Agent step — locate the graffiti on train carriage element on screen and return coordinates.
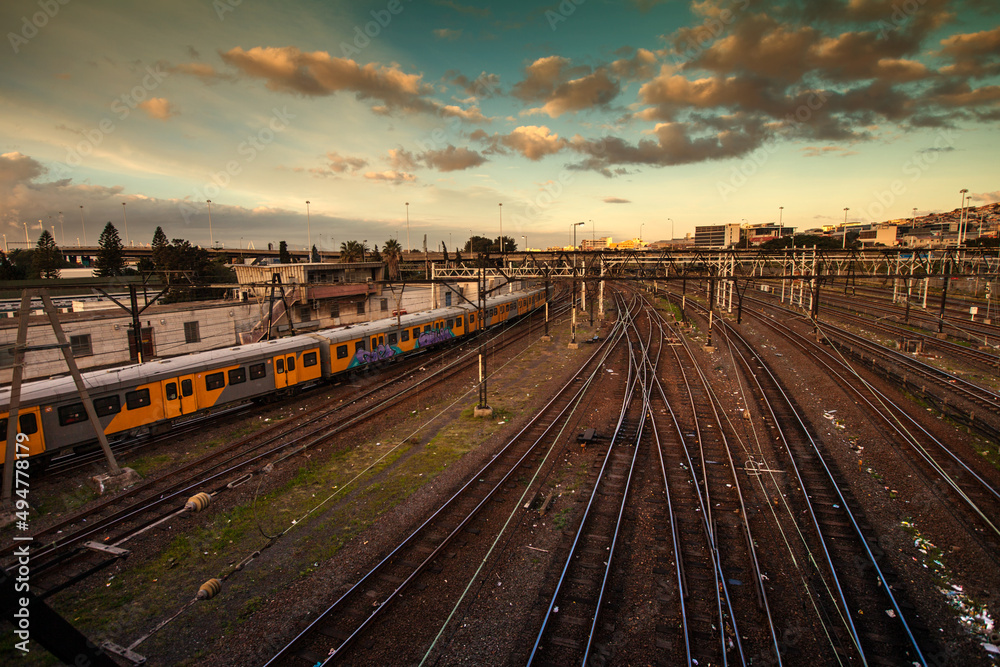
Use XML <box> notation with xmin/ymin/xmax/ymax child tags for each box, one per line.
<box><xmin>349</xmin><ymin>343</ymin><xmax>403</xmax><ymax>368</ymax></box>
<box><xmin>416</xmin><ymin>328</ymin><xmax>454</xmax><ymax>348</ymax></box>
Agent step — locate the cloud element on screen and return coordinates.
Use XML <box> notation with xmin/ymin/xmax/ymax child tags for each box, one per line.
<box><xmin>567</xmin><ymin>115</ymin><xmax>771</xmax><ymax>176</ymax></box>
<box><xmin>447</xmin><ymin>70</ymin><xmax>501</xmax><ymax>98</ymax></box>
<box><xmin>434</xmin><ymin>28</ymin><xmax>462</xmax><ymax>40</ymax></box>
<box><xmin>138</xmin><ymin>98</ymin><xmax>178</xmax><ymax>120</ymax></box>
<box><xmin>419</xmin><ymin>145</ymin><xmax>487</xmax><ymax>172</ymax></box>
<box><xmin>170</xmin><ymin>62</ymin><xmax>230</xmax><ymax>82</ymax></box>
<box><xmin>364</xmin><ymin>170</ymin><xmax>417</xmax><ymax>183</ymax></box>
<box><xmin>479</xmin><ymin>125</ymin><xmax>568</xmax><ymax>160</ymax></box>
<box><xmin>220</xmin><ymin>46</ymin><xmax>437</xmax><ymax>113</ymax></box>
<box><xmin>800</xmin><ymin>146</ymin><xmax>859</xmax><ymax>158</ymax></box>
<box><xmin>325</xmin><ymin>151</ymin><xmax>368</xmax><ymax>173</ymax></box>
<box><xmin>440</xmin><ymin>104</ymin><xmax>490</xmax><ymax>122</ymax></box>
<box><xmin>972</xmin><ymin>190</ymin><xmax>1000</xmax><ymax>204</ymax></box>
<box><xmin>512</xmin><ymin>56</ymin><xmax>620</xmax><ymax>117</ymax></box>
<box><xmin>609</xmin><ymin>48</ymin><xmax>658</xmax><ymax>81</ymax></box>
<box><xmin>388</xmin><ymin>148</ymin><xmax>418</xmax><ymax>171</ymax></box>
<box><xmin>0</xmin><ymin>152</ymin><xmax>45</xmax><ymax>186</ymax></box>
<box><xmin>603</xmin><ymin>197</ymin><xmax>631</xmax><ymax>203</ymax></box>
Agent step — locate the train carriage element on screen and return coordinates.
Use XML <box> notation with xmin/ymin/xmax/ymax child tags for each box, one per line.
<box><xmin>0</xmin><ymin>286</ymin><xmax>547</xmax><ymax>465</ymax></box>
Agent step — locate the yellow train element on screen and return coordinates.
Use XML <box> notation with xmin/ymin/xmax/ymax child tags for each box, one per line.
<box><xmin>1</xmin><ymin>287</ymin><xmax>547</xmax><ymax>467</ymax></box>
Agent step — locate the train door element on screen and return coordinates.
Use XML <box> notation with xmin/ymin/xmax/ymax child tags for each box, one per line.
<box><xmin>0</xmin><ymin>408</ymin><xmax>45</xmax><ymax>464</ymax></box>
<box><xmin>161</xmin><ymin>379</ymin><xmax>182</xmax><ymax>420</ymax></box>
<box><xmin>279</xmin><ymin>354</ymin><xmax>298</xmax><ymax>387</ymax></box>
<box><xmin>178</xmin><ymin>375</ymin><xmax>197</xmax><ymax>414</ymax></box>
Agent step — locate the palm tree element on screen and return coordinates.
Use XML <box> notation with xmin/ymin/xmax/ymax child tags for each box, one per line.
<box><xmin>340</xmin><ymin>240</ymin><xmax>364</xmax><ymax>263</ymax></box>
<box><xmin>382</xmin><ymin>238</ymin><xmax>402</xmax><ymax>279</ymax></box>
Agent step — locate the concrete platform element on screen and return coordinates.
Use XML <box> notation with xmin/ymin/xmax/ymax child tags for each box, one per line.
<box><xmin>473</xmin><ymin>406</ymin><xmax>494</xmax><ymax>418</ymax></box>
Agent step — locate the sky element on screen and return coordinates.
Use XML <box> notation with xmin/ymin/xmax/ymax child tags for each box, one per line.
<box><xmin>1</xmin><ymin>0</ymin><xmax>998</xmax><ymax>253</ymax></box>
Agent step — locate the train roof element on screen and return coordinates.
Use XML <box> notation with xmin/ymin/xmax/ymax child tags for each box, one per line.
<box><xmin>0</xmin><ymin>335</ymin><xmax>314</xmax><ymax>408</ymax></box>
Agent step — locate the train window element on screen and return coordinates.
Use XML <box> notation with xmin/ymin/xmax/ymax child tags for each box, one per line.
<box><xmin>447</xmin><ymin>319</ymin><xmax>454</xmax><ymax>329</ymax></box>
<box><xmin>412</xmin><ymin>328</ymin><xmax>420</xmax><ymax>339</ymax></box>
<box><xmin>303</xmin><ymin>351</ymin><xmax>318</xmax><ymax>367</ymax></box>
<box><xmin>371</xmin><ymin>337</ymin><xmax>378</xmax><ymax>349</ymax></box>
<box><xmin>181</xmin><ymin>379</ymin><xmax>194</xmax><ymax>396</ymax></box>
<box><xmin>206</xmin><ymin>372</ymin><xmax>225</xmax><ymax>390</ymax></box>
<box><xmin>388</xmin><ymin>332</ymin><xmax>397</xmax><ymax>345</ymax></box>
<box><xmin>94</xmin><ymin>395</ymin><xmax>121</xmax><ymax>416</ymax></box>
<box><xmin>456</xmin><ymin>316</ymin><xmax>463</xmax><ymax>327</ymax></box>
<box><xmin>356</xmin><ymin>340</ymin><xmax>366</xmax><ymax>353</ymax></box>
<box><xmin>286</xmin><ymin>357</ymin><xmax>296</xmax><ymax>371</ymax></box>
<box><xmin>276</xmin><ymin>358</ymin><xmax>285</xmax><ymax>374</ymax></box>
<box><xmin>125</xmin><ymin>389</ymin><xmax>151</xmax><ymax>410</ymax></box>
<box><xmin>401</xmin><ymin>330</ymin><xmax>409</xmax><ymax>342</ymax></box>
<box><xmin>423</xmin><ymin>324</ymin><xmax>431</xmax><ymax>333</ymax></box>
<box><xmin>336</xmin><ymin>345</ymin><xmax>348</xmax><ymax>359</ymax></box>
<box><xmin>19</xmin><ymin>413</ymin><xmax>37</xmax><ymax>435</ymax></box>
<box><xmin>165</xmin><ymin>382</ymin><xmax>178</xmax><ymax>400</ymax></box>
<box><xmin>249</xmin><ymin>363</ymin><xmax>266</xmax><ymax>380</ymax></box>
<box><xmin>58</xmin><ymin>403</ymin><xmax>88</xmax><ymax>426</ymax></box>
<box><xmin>228</xmin><ymin>368</ymin><xmax>246</xmax><ymax>385</ymax></box>
<box><xmin>0</xmin><ymin>419</ymin><xmax>5</xmax><ymax>439</ymax></box>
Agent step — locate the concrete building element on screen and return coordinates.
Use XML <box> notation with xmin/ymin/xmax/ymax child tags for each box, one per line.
<box><xmin>581</xmin><ymin>237</ymin><xmax>612</xmax><ymax>251</ymax></box>
<box><xmin>857</xmin><ymin>225</ymin><xmax>899</xmax><ymax>247</ymax></box>
<box><xmin>694</xmin><ymin>224</ymin><xmax>741</xmax><ymax>248</ymax></box>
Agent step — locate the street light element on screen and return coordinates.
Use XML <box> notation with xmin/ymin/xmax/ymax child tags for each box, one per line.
<box><xmin>24</xmin><ymin>222</ymin><xmax>29</xmax><ymax>246</ymax></box>
<box><xmin>58</xmin><ymin>211</ymin><xmax>64</xmax><ymax>246</ymax></box>
<box><xmin>498</xmin><ymin>203</ymin><xmax>503</xmax><ymax>253</ymax></box>
<box><xmin>207</xmin><ymin>200</ymin><xmax>214</xmax><ymax>248</ymax></box>
<box><xmin>405</xmin><ymin>202</ymin><xmax>410</xmax><ymax>253</ymax></box>
<box><xmin>668</xmin><ymin>217</ymin><xmax>674</xmax><ymax>243</ymax></box>
<box><xmin>639</xmin><ymin>222</ymin><xmax>644</xmax><ymax>246</ymax></box>
<box><xmin>121</xmin><ymin>202</ymin><xmax>130</xmax><ymax>247</ymax></box>
<box><xmin>80</xmin><ymin>205</ymin><xmax>87</xmax><ymax>246</ymax></box>
<box><xmin>742</xmin><ymin>218</ymin><xmax>749</xmax><ymax>249</ymax></box>
<box><xmin>842</xmin><ymin>207</ymin><xmax>850</xmax><ymax>249</ymax></box>
<box><xmin>305</xmin><ymin>200</ymin><xmax>312</xmax><ymax>255</ymax></box>
<box><xmin>362</xmin><ymin>239</ymin><xmax>367</xmax><ymax>262</ymax></box>
<box><xmin>522</xmin><ymin>234</ymin><xmax>526</xmax><ymax>252</ymax></box>
<box><xmin>912</xmin><ymin>207</ymin><xmax>917</xmax><ymax>225</ymax></box>
<box><xmin>2</xmin><ymin>235</ymin><xmax>6</xmax><ymax>253</ymax></box>
<box><xmin>778</xmin><ymin>206</ymin><xmax>784</xmax><ymax>242</ymax></box>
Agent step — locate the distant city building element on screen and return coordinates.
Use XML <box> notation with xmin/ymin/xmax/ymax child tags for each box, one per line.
<box><xmin>695</xmin><ymin>224</ymin><xmax>741</xmax><ymax>248</ymax></box>
<box><xmin>742</xmin><ymin>223</ymin><xmax>795</xmax><ymax>246</ymax></box>
<box><xmin>581</xmin><ymin>237</ymin><xmax>612</xmax><ymax>251</ymax></box>
<box><xmin>857</xmin><ymin>225</ymin><xmax>899</xmax><ymax>247</ymax></box>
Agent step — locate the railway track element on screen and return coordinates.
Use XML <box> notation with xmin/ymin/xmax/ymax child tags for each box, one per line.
<box><xmin>659</xmin><ymin>285</ymin><xmax>933</xmax><ymax>663</ymax></box>
<box><xmin>2</xmin><ymin>305</ymin><xmax>567</xmax><ymax>596</ymax></box>
<box><xmin>264</xmin><ymin>304</ymin><xmax>628</xmax><ymax>666</ymax></box>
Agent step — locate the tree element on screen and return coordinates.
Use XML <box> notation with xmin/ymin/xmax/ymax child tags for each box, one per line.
<box><xmin>382</xmin><ymin>238</ymin><xmax>402</xmax><ymax>279</ymax></box>
<box><xmin>494</xmin><ymin>235</ymin><xmax>517</xmax><ymax>252</ymax></box>
<box><xmin>30</xmin><ymin>230</ymin><xmax>62</xmax><ymax>279</ymax></box>
<box><xmin>278</xmin><ymin>240</ymin><xmax>291</xmax><ymax>264</ymax></box>
<box><xmin>466</xmin><ymin>235</ymin><xmax>492</xmax><ymax>253</ymax></box>
<box><xmin>0</xmin><ymin>252</ymin><xmax>26</xmax><ymax>280</ymax></box>
<box><xmin>441</xmin><ymin>241</ymin><xmax>450</xmax><ymax>263</ymax></box>
<box><xmin>151</xmin><ymin>226</ymin><xmax>169</xmax><ymax>270</ymax></box>
<box><xmin>311</xmin><ymin>245</ymin><xmax>320</xmax><ymax>262</ymax></box>
<box><xmin>340</xmin><ymin>240</ymin><xmax>364</xmax><ymax>263</ymax></box>
<box><xmin>369</xmin><ymin>243</ymin><xmax>382</xmax><ymax>263</ymax></box>
<box><xmin>94</xmin><ymin>222</ymin><xmax>125</xmax><ymax>277</ymax></box>
<box><xmin>160</xmin><ymin>238</ymin><xmax>235</xmax><ymax>302</ymax></box>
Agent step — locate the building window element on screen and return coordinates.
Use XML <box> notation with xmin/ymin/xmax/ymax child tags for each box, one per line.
<box><xmin>330</xmin><ymin>302</ymin><xmax>340</xmax><ymax>318</ymax></box>
<box><xmin>70</xmin><ymin>334</ymin><xmax>93</xmax><ymax>357</ymax></box>
<box><xmin>381</xmin><ymin>298</ymin><xmax>388</xmax><ymax>312</ymax></box>
<box><xmin>445</xmin><ymin>292</ymin><xmax>452</xmax><ymax>306</ymax></box>
<box><xmin>184</xmin><ymin>322</ymin><xmax>200</xmax><ymax>344</ymax></box>
<box><xmin>356</xmin><ymin>301</ymin><xmax>365</xmax><ymax>315</ymax></box>
<box><xmin>299</xmin><ymin>306</ymin><xmax>311</xmax><ymax>322</ymax></box>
